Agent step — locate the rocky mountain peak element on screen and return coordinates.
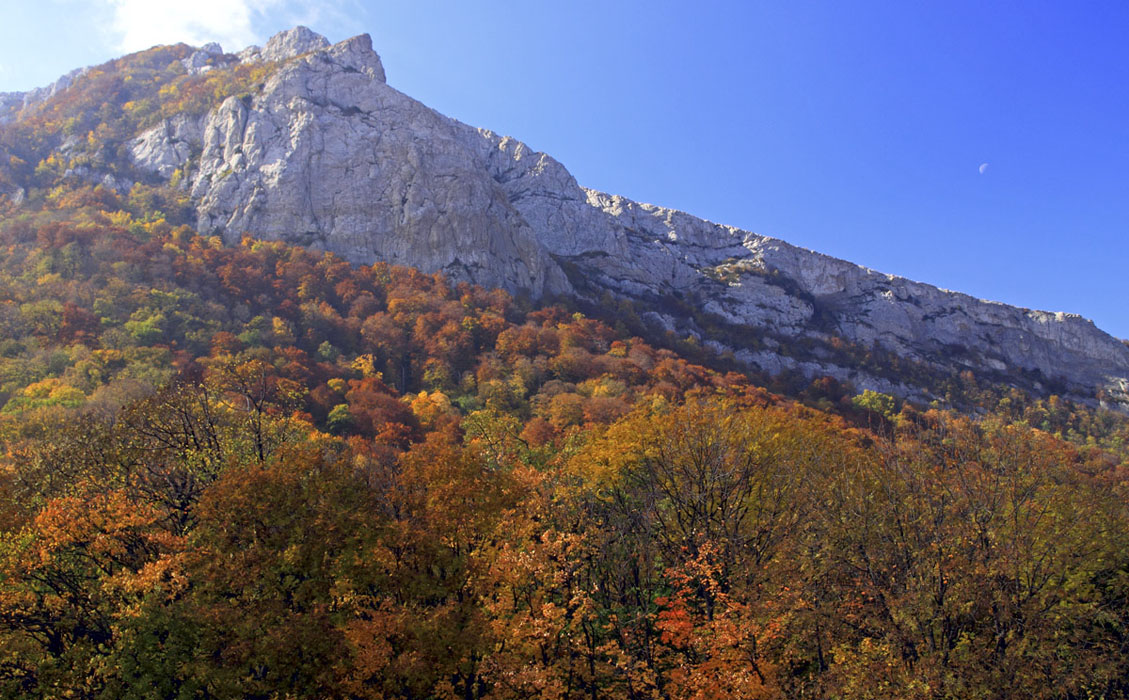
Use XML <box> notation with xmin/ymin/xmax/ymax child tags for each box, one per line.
<box><xmin>262</xmin><ymin>26</ymin><xmax>330</xmax><ymax>61</ymax></box>
<box><xmin>236</xmin><ymin>28</ymin><xmax>386</xmax><ymax>83</ymax></box>
<box><xmin>237</xmin><ymin>26</ymin><xmax>330</xmax><ymax>63</ymax></box>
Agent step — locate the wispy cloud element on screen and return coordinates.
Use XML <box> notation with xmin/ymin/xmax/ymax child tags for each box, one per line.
<box><xmin>107</xmin><ymin>0</ymin><xmax>329</xmax><ymax>54</ymax></box>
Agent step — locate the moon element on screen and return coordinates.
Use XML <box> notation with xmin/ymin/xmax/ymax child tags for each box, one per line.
<box><xmin>978</xmin><ymin>162</ymin><xmax>989</xmax><ymax>175</ymax></box>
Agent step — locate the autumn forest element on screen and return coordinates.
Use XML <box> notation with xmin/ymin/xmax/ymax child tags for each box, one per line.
<box><xmin>1</xmin><ymin>43</ymin><xmax>1129</xmax><ymax>699</ymax></box>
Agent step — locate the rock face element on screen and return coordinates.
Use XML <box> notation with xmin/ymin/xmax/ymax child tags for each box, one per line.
<box><xmin>130</xmin><ymin>30</ymin><xmax>564</xmax><ymax>296</ymax></box>
<box><xmin>0</xmin><ymin>93</ymin><xmax>22</xmax><ymax>123</ymax></box>
<box><xmin>130</xmin><ymin>114</ymin><xmax>204</xmax><ymax>178</ymax></box>
<box><xmin>239</xmin><ymin>26</ymin><xmax>333</xmax><ymax>66</ymax></box>
<box><xmin>1</xmin><ymin>67</ymin><xmax>92</xmax><ymax>124</ymax></box>
<box><xmin>181</xmin><ymin>42</ymin><xmax>224</xmax><ymax>75</ymax></box>
<box><xmin>119</xmin><ymin>28</ymin><xmax>1129</xmax><ymax>406</ymax></box>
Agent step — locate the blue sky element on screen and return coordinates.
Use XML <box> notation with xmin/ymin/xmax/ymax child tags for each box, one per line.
<box><xmin>2</xmin><ymin>1</ymin><xmax>1127</xmax><ymax>339</ymax></box>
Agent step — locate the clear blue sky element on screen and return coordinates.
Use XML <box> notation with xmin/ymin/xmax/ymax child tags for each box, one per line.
<box><xmin>2</xmin><ymin>1</ymin><xmax>1127</xmax><ymax>339</ymax></box>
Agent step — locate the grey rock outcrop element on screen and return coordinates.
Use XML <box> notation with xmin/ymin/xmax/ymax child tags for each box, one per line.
<box><xmin>181</xmin><ymin>42</ymin><xmax>224</xmax><ymax>75</ymax></box>
<box><xmin>1</xmin><ymin>66</ymin><xmax>91</xmax><ymax>124</ymax></box>
<box><xmin>122</xmin><ymin>28</ymin><xmax>1129</xmax><ymax>406</ymax></box>
<box><xmin>0</xmin><ymin>93</ymin><xmax>22</xmax><ymax>123</ymax></box>
<box><xmin>21</xmin><ymin>67</ymin><xmax>88</xmax><ymax>112</ymax></box>
<box><xmin>180</xmin><ymin>31</ymin><xmax>559</xmax><ymax>295</ymax></box>
<box><xmin>237</xmin><ymin>26</ymin><xmax>333</xmax><ymax>66</ymax></box>
<box><xmin>130</xmin><ymin>114</ymin><xmax>205</xmax><ymax>178</ymax></box>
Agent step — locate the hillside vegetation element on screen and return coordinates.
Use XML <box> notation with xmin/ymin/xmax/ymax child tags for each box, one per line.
<box><xmin>0</xmin><ymin>45</ymin><xmax>1128</xmax><ymax>700</ymax></box>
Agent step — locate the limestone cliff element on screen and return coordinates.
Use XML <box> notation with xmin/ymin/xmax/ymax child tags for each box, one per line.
<box><xmin>17</xmin><ymin>28</ymin><xmax>1129</xmax><ymax>406</ymax></box>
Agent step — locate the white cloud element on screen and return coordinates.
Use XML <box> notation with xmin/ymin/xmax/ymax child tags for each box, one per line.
<box><xmin>107</xmin><ymin>0</ymin><xmax>323</xmax><ymax>54</ymax></box>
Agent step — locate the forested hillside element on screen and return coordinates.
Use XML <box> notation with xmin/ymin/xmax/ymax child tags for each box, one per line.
<box><xmin>1</xmin><ymin>39</ymin><xmax>1129</xmax><ymax>700</ymax></box>
<box><xmin>7</xmin><ymin>32</ymin><xmax>1128</xmax><ymax>412</ymax></box>
<box><xmin>0</xmin><ymin>173</ymin><xmax>1124</xmax><ymax>698</ymax></box>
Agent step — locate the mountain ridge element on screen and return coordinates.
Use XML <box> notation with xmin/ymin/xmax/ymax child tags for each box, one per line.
<box><xmin>3</xmin><ymin>27</ymin><xmax>1127</xmax><ymax>408</ymax></box>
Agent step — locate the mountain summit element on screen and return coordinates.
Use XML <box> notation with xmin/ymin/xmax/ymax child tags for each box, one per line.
<box><xmin>4</xmin><ymin>28</ymin><xmax>1128</xmax><ymax>407</ymax></box>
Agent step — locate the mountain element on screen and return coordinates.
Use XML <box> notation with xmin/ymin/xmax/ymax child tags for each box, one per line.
<box><xmin>4</xmin><ymin>27</ymin><xmax>1128</xmax><ymax>408</ymax></box>
<box><xmin>4</xmin><ymin>27</ymin><xmax>1129</xmax><ymax>699</ymax></box>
